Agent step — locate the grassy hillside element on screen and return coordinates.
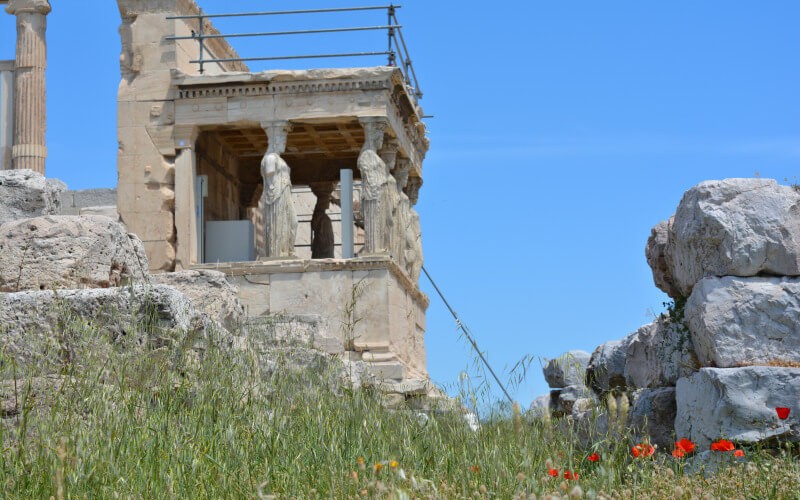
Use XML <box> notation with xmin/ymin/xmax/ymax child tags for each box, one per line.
<box><xmin>1</xmin><ymin>317</ymin><xmax>799</xmax><ymax>499</ymax></box>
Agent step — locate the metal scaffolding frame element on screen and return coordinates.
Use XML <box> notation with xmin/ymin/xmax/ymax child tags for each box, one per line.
<box><xmin>166</xmin><ymin>4</ymin><xmax>422</xmax><ymax>100</ymax></box>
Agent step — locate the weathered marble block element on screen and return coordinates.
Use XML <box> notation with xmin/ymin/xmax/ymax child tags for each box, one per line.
<box><xmin>686</xmin><ymin>276</ymin><xmax>800</xmax><ymax>368</ymax></box>
<box><xmin>0</xmin><ymin>169</ymin><xmax>65</xmax><ymax>226</ymax></box>
<box><xmin>676</xmin><ymin>367</ymin><xmax>800</xmax><ymax>448</ymax></box>
<box><xmin>0</xmin><ymin>215</ymin><xmax>149</xmax><ymax>292</ymax></box>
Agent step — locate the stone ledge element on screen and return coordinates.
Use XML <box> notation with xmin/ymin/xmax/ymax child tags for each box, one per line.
<box><xmin>193</xmin><ymin>255</ymin><xmax>429</xmax><ymax>308</ymax></box>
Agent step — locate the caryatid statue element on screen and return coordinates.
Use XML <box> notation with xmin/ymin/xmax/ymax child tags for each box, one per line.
<box><xmin>357</xmin><ymin>117</ymin><xmax>393</xmax><ymax>255</ymax></box>
<box><xmin>260</xmin><ymin>121</ymin><xmax>297</xmax><ymax>258</ymax></box>
<box><xmin>404</xmin><ymin>174</ymin><xmax>423</xmax><ymax>283</ymax></box>
<box><xmin>6</xmin><ymin>0</ymin><xmax>52</xmax><ymax>174</ymax></box>
<box><xmin>390</xmin><ymin>157</ymin><xmax>412</xmax><ymax>272</ymax></box>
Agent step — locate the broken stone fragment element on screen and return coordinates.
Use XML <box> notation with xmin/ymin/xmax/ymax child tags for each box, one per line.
<box><xmin>543</xmin><ymin>350</ymin><xmax>591</xmax><ymax>388</ymax></box>
<box><xmin>0</xmin><ymin>169</ymin><xmax>66</xmax><ymax>226</ymax></box>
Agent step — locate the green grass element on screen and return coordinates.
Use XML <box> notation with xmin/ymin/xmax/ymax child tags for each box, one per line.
<box><xmin>1</xmin><ymin>315</ymin><xmax>799</xmax><ymax>499</ymax></box>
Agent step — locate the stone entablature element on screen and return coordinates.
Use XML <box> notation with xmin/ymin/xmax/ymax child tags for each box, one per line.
<box><xmin>172</xmin><ymin>68</ymin><xmax>428</xmax><ymax>175</ymax></box>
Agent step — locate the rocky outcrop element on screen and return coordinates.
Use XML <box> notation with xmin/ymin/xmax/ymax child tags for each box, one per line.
<box><xmin>666</xmin><ymin>178</ymin><xmax>800</xmax><ymax>297</ymax></box>
<box><xmin>151</xmin><ymin>270</ymin><xmax>245</xmax><ymax>330</ymax></box>
<box><xmin>0</xmin><ymin>215</ymin><xmax>149</xmax><ymax>292</ymax></box>
<box><xmin>686</xmin><ymin>276</ymin><xmax>800</xmax><ymax>368</ymax></box>
<box><xmin>0</xmin><ymin>169</ymin><xmax>66</xmax><ymax>226</ymax></box>
<box><xmin>675</xmin><ymin>367</ymin><xmax>800</xmax><ymax>448</ymax></box>
<box><xmin>0</xmin><ymin>285</ymin><xmax>229</xmax><ymax>369</ymax></box>
<box><xmin>544</xmin><ymin>350</ymin><xmax>591</xmax><ymax>388</ymax></box>
<box><xmin>624</xmin><ymin>317</ymin><xmax>697</xmax><ymax>388</ymax></box>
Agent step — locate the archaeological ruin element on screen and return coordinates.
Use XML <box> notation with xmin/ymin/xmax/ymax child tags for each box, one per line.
<box><xmin>1</xmin><ymin>0</ymin><xmax>432</xmax><ymax>384</ymax></box>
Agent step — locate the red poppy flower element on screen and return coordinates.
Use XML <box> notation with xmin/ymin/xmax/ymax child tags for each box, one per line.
<box><xmin>776</xmin><ymin>407</ymin><xmax>791</xmax><ymax>420</ymax></box>
<box><xmin>675</xmin><ymin>438</ymin><xmax>695</xmax><ymax>454</ymax></box>
<box><xmin>547</xmin><ymin>468</ymin><xmax>559</xmax><ymax>477</ymax></box>
<box><xmin>587</xmin><ymin>452</ymin><xmax>600</xmax><ymax>462</ymax></box>
<box><xmin>563</xmin><ymin>470</ymin><xmax>579</xmax><ymax>480</ymax></box>
<box><xmin>631</xmin><ymin>443</ymin><xmax>655</xmax><ymax>458</ymax></box>
<box><xmin>672</xmin><ymin>449</ymin><xmax>685</xmax><ymax>458</ymax></box>
<box><xmin>470</xmin><ymin>465</ymin><xmax>479</xmax><ymax>474</ymax></box>
<box><xmin>734</xmin><ymin>449</ymin><xmax>745</xmax><ymax>458</ymax></box>
<box><xmin>710</xmin><ymin>439</ymin><xmax>735</xmax><ymax>452</ymax></box>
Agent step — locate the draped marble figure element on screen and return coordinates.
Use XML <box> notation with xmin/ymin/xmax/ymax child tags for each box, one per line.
<box><xmin>358</xmin><ymin>120</ymin><xmax>393</xmax><ymax>254</ymax></box>
<box><xmin>261</xmin><ymin>150</ymin><xmax>297</xmax><ymax>257</ymax></box>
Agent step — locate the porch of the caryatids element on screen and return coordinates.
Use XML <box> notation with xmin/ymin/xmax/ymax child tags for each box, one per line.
<box><xmin>6</xmin><ymin>0</ymin><xmax>51</xmax><ymax>174</ymax></box>
<box><xmin>357</xmin><ymin>117</ymin><xmax>393</xmax><ymax>255</ymax></box>
<box><xmin>260</xmin><ymin>120</ymin><xmax>297</xmax><ymax>258</ymax></box>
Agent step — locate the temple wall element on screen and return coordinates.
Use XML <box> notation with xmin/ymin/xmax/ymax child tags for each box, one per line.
<box><xmin>0</xmin><ymin>60</ymin><xmax>13</xmax><ymax>171</ymax></box>
<box><xmin>196</xmin><ymin>133</ymin><xmax>241</xmax><ymax>221</ymax></box>
<box><xmin>211</xmin><ymin>258</ymin><xmax>429</xmax><ymax>378</ymax></box>
<box><xmin>116</xmin><ymin>0</ymin><xmax>247</xmax><ymax>271</ymax></box>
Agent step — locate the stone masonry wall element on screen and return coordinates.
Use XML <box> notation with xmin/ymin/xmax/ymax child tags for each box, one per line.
<box><xmin>116</xmin><ymin>0</ymin><xmax>247</xmax><ymax>271</ymax></box>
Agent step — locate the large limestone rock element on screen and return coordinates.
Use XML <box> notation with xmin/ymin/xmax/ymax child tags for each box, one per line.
<box><xmin>0</xmin><ymin>285</ymin><xmax>228</xmax><ymax>369</ymax></box>
<box><xmin>645</xmin><ymin>218</ymin><xmax>681</xmax><ymax>298</ymax></box>
<box><xmin>625</xmin><ymin>316</ymin><xmax>698</xmax><ymax>388</ymax></box>
<box><xmin>676</xmin><ymin>367</ymin><xmax>800</xmax><ymax>448</ymax></box>
<box><xmin>0</xmin><ymin>169</ymin><xmax>66</xmax><ymax>226</ymax></box>
<box><xmin>0</xmin><ymin>215</ymin><xmax>149</xmax><ymax>292</ymax></box>
<box><xmin>586</xmin><ymin>338</ymin><xmax>631</xmax><ymax>396</ymax></box>
<box><xmin>668</xmin><ymin>178</ymin><xmax>800</xmax><ymax>297</ymax></box>
<box><xmin>629</xmin><ymin>387</ymin><xmax>677</xmax><ymax>450</ymax></box>
<box><xmin>686</xmin><ymin>276</ymin><xmax>800</xmax><ymax>368</ymax></box>
<box><xmin>150</xmin><ymin>270</ymin><xmax>244</xmax><ymax>330</ymax></box>
<box><xmin>543</xmin><ymin>350</ymin><xmax>591</xmax><ymax>388</ymax></box>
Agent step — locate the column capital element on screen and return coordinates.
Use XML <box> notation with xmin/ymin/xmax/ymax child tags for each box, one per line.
<box><xmin>6</xmin><ymin>0</ymin><xmax>51</xmax><ymax>16</ymax></box>
<box><xmin>359</xmin><ymin>117</ymin><xmax>388</xmax><ymax>152</ymax></box>
<box><xmin>262</xmin><ymin>120</ymin><xmax>292</xmax><ymax>155</ymax></box>
<box><xmin>173</xmin><ymin>126</ymin><xmax>199</xmax><ymax>150</ymax></box>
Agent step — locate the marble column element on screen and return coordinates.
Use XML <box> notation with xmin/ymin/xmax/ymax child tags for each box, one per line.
<box><xmin>260</xmin><ymin>120</ymin><xmax>297</xmax><ymax>258</ymax></box>
<box><xmin>6</xmin><ymin>0</ymin><xmax>51</xmax><ymax>174</ymax></box>
<box><xmin>310</xmin><ymin>182</ymin><xmax>336</xmax><ymax>259</ymax></box>
<box><xmin>173</xmin><ymin>126</ymin><xmax>199</xmax><ymax>270</ymax></box>
<box><xmin>357</xmin><ymin>117</ymin><xmax>391</xmax><ymax>255</ymax></box>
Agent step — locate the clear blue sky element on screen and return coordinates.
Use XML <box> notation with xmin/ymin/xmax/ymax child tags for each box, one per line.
<box><xmin>2</xmin><ymin>1</ymin><xmax>799</xmax><ymax>410</ymax></box>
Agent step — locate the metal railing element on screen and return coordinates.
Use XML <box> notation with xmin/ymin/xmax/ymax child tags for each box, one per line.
<box><xmin>166</xmin><ymin>4</ymin><xmax>422</xmax><ymax>100</ymax></box>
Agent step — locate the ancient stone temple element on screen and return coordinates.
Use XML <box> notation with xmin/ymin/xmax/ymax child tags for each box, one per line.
<box><xmin>116</xmin><ymin>0</ymin><xmax>431</xmax><ymax>379</ymax></box>
<box><xmin>0</xmin><ymin>0</ymin><xmax>51</xmax><ymax>173</ymax></box>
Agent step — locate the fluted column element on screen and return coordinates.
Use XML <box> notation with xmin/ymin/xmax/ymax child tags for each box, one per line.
<box><xmin>6</xmin><ymin>0</ymin><xmax>51</xmax><ymax>174</ymax></box>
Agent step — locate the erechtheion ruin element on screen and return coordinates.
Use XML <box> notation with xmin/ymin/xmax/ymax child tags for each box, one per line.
<box><xmin>2</xmin><ymin>0</ymin><xmax>432</xmax><ymax>381</ymax></box>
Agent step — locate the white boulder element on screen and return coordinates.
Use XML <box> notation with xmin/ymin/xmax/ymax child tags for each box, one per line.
<box><xmin>586</xmin><ymin>339</ymin><xmax>631</xmax><ymax>396</ymax></box>
<box><xmin>676</xmin><ymin>367</ymin><xmax>800</xmax><ymax>448</ymax></box>
<box><xmin>629</xmin><ymin>387</ymin><xmax>677</xmax><ymax>450</ymax></box>
<box><xmin>668</xmin><ymin>178</ymin><xmax>800</xmax><ymax>296</ymax></box>
<box><xmin>686</xmin><ymin>276</ymin><xmax>800</xmax><ymax>367</ymax></box>
<box><xmin>0</xmin><ymin>215</ymin><xmax>148</xmax><ymax>292</ymax></box>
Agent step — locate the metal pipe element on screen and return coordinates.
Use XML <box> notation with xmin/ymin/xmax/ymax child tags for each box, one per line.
<box><xmin>340</xmin><ymin>169</ymin><xmax>354</xmax><ymax>259</ymax></box>
<box><xmin>167</xmin><ymin>5</ymin><xmax>402</xmax><ymax>20</ymax></box>
<box><xmin>191</xmin><ymin>51</ymin><xmax>392</xmax><ymax>64</ymax></box>
<box><xmin>197</xmin><ymin>9</ymin><xmax>205</xmax><ymax>74</ymax></box>
<box><xmin>167</xmin><ymin>25</ymin><xmax>402</xmax><ymax>41</ymax></box>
